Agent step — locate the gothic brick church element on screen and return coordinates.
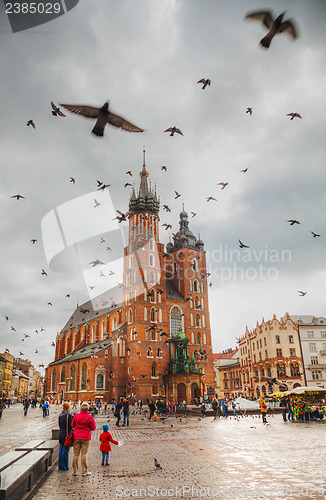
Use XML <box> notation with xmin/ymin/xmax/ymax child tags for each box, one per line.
<box><xmin>44</xmin><ymin>154</ymin><xmax>215</xmax><ymax>403</ymax></box>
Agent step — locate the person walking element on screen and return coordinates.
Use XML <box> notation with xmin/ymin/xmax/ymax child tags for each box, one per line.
<box><xmin>122</xmin><ymin>398</ymin><xmax>129</xmax><ymax>427</ymax></box>
<box><xmin>71</xmin><ymin>402</ymin><xmax>96</xmax><ymax>476</ymax></box>
<box><xmin>0</xmin><ymin>399</ymin><xmax>5</xmax><ymax>419</ymax></box>
<box><xmin>23</xmin><ymin>398</ymin><xmax>30</xmax><ymax>416</ymax></box>
<box><xmin>259</xmin><ymin>396</ymin><xmax>267</xmax><ymax>424</ymax></box>
<box><xmin>114</xmin><ymin>400</ymin><xmax>122</xmax><ymax>427</ymax></box>
<box><xmin>148</xmin><ymin>400</ymin><xmax>156</xmax><ymax>420</ymax></box>
<box><xmin>212</xmin><ymin>399</ymin><xmax>218</xmax><ymax>419</ymax></box>
<box><xmin>99</xmin><ymin>424</ymin><xmax>119</xmax><ymax>466</ymax></box>
<box><xmin>58</xmin><ymin>402</ymin><xmax>73</xmax><ymax>471</ymax></box>
<box><xmin>201</xmin><ymin>403</ymin><xmax>206</xmax><ymax>417</ymax></box>
<box><xmin>287</xmin><ymin>398</ymin><xmax>294</xmax><ymax>421</ymax></box>
<box><xmin>221</xmin><ymin>399</ymin><xmax>227</xmax><ymax>417</ymax></box>
<box><xmin>280</xmin><ymin>395</ymin><xmax>288</xmax><ymax>422</ymax></box>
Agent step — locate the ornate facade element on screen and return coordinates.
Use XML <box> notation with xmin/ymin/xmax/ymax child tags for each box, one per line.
<box><xmin>45</xmin><ymin>154</ymin><xmax>215</xmax><ymax>403</ymax></box>
<box><xmin>238</xmin><ymin>312</ymin><xmax>305</xmax><ymax>397</ymax></box>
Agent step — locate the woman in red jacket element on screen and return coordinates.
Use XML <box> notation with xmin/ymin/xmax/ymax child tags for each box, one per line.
<box><xmin>71</xmin><ymin>402</ymin><xmax>96</xmax><ymax>476</ymax></box>
<box><xmin>99</xmin><ymin>424</ymin><xmax>119</xmax><ymax>465</ymax></box>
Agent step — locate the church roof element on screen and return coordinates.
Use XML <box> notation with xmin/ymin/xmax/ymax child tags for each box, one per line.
<box><xmin>166</xmin><ymin>280</ymin><xmax>185</xmax><ymax>301</ymax></box>
<box><xmin>61</xmin><ymin>285</ymin><xmax>123</xmax><ymax>331</ymax></box>
<box><xmin>49</xmin><ymin>338</ymin><xmax>113</xmax><ymax>366</ymax></box>
<box><xmin>169</xmin><ymin>209</ymin><xmax>204</xmax><ymax>252</ymax></box>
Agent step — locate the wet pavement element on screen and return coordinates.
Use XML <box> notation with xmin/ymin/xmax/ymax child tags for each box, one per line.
<box><xmin>1</xmin><ymin>405</ymin><xmax>326</xmax><ymax>499</ymax></box>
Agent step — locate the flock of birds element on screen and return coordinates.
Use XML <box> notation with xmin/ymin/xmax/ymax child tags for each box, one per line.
<box><xmin>4</xmin><ymin>8</ymin><xmax>319</xmax><ymax>369</ymax></box>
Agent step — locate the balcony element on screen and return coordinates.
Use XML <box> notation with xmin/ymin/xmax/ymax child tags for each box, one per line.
<box><xmin>319</xmin><ymin>350</ymin><xmax>326</xmax><ymax>356</ymax></box>
<box><xmin>308</xmin><ymin>363</ymin><xmax>326</xmax><ymax>369</ymax></box>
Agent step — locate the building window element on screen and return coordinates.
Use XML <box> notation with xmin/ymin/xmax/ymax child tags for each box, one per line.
<box><xmin>203</xmin><ymin>333</ymin><xmax>206</xmax><ymax>344</ymax></box>
<box><xmin>276</xmin><ymin>348</ymin><xmax>282</xmax><ymax>357</ymax></box>
<box><xmin>193</xmin><ymin>280</ymin><xmax>198</xmax><ymax>292</ymax></box>
<box><xmin>253</xmin><ymin>354</ymin><xmax>256</xmax><ymax>363</ymax></box>
<box><xmin>173</xmin><ymin>262</ymin><xmax>177</xmax><ymax>274</ymax></box>
<box><xmin>259</xmin><ymin>352</ymin><xmax>262</xmax><ymax>361</ymax></box>
<box><xmin>149</xmin><ymin>271</ymin><xmax>155</xmax><ymax>285</ymax></box>
<box><xmin>192</xmin><ymin>259</ymin><xmax>198</xmax><ymax>272</ymax></box>
<box><xmin>310</xmin><ymin>356</ymin><xmax>318</xmax><ymax>365</ymax></box>
<box><xmin>195</xmin><ymin>314</ymin><xmax>201</xmax><ymax>328</ymax></box>
<box><xmin>152</xmin><ymin>383</ymin><xmax>158</xmax><ymax>395</ymax></box>
<box><xmin>150</xmin><ymin>290</ymin><xmax>156</xmax><ymax>303</ymax></box>
<box><xmin>150</xmin><ymin>307</ymin><xmax>156</xmax><ymax>323</ymax></box>
<box><xmin>321</xmin><ymin>331</ymin><xmax>326</xmax><ymax>338</ymax></box>
<box><xmin>312</xmin><ymin>370</ymin><xmax>322</xmax><ymax>380</ymax></box>
<box><xmin>307</xmin><ymin>331</ymin><xmax>314</xmax><ymax>338</ymax></box>
<box><xmin>147</xmin><ymin>348</ymin><xmax>153</xmax><ymax>357</ymax></box>
<box><xmin>151</xmin><ymin>363</ymin><xmax>157</xmax><ymax>377</ymax></box>
<box><xmin>264</xmin><ymin>337</ymin><xmax>266</xmax><ymax>346</ymax></box>
<box><xmin>96</xmin><ymin>373</ymin><xmax>104</xmax><ymax>389</ymax></box>
<box><xmin>289</xmin><ymin>335</ymin><xmax>294</xmax><ymax>343</ymax></box>
<box><xmin>276</xmin><ymin>335</ymin><xmax>280</xmax><ymax>344</ymax></box>
<box><xmin>267</xmin><ymin>366</ymin><xmax>272</xmax><ymax>377</ymax></box>
<box><xmin>256</xmin><ymin>341</ymin><xmax>259</xmax><ymax>349</ymax></box>
<box><xmin>170</xmin><ymin>306</ymin><xmax>183</xmax><ymax>336</ymax></box>
<box><xmin>276</xmin><ymin>363</ymin><xmax>286</xmax><ymax>377</ymax></box>
<box><xmin>151</xmin><ymin>329</ymin><xmax>156</xmax><ymax>341</ymax></box>
<box><xmin>51</xmin><ymin>368</ymin><xmax>56</xmax><ymax>392</ymax></box>
<box><xmin>265</xmin><ymin>350</ymin><xmax>268</xmax><ymax>359</ymax></box>
<box><xmin>81</xmin><ymin>362</ymin><xmax>87</xmax><ymax>390</ymax></box>
<box><xmin>149</xmin><ymin>254</ymin><xmax>154</xmax><ymax>267</ymax></box>
<box><xmin>149</xmin><ymin>238</ymin><xmax>154</xmax><ymax>250</ymax></box>
<box><xmin>309</xmin><ymin>343</ymin><xmax>317</xmax><ymax>352</ymax></box>
<box><xmin>197</xmin><ymin>332</ymin><xmax>201</xmax><ymax>344</ymax></box>
<box><xmin>128</xmin><ymin>309</ymin><xmax>133</xmax><ymax>324</ymax></box>
<box><xmin>70</xmin><ymin>365</ymin><xmax>75</xmax><ymax>391</ymax></box>
<box><xmin>195</xmin><ymin>296</ymin><xmax>200</xmax><ymax>309</ymax></box>
<box><xmin>259</xmin><ymin>339</ymin><xmax>262</xmax><ymax>348</ymax></box>
<box><xmin>290</xmin><ymin>348</ymin><xmax>296</xmax><ymax>357</ymax></box>
<box><xmin>290</xmin><ymin>363</ymin><xmax>300</xmax><ymax>376</ymax></box>
<box><xmin>144</xmin><ymin>307</ymin><xmax>147</xmax><ymax>321</ymax></box>
<box><xmin>60</xmin><ymin>365</ymin><xmax>66</xmax><ymax>383</ymax></box>
<box><xmin>191</xmin><ymin>332</ymin><xmax>195</xmax><ymax>343</ymax></box>
<box><xmin>157</xmin><ymin>348</ymin><xmax>162</xmax><ymax>357</ymax></box>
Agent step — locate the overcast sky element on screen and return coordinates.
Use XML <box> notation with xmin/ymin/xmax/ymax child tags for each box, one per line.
<box><xmin>1</xmin><ymin>0</ymin><xmax>326</xmax><ymax>372</ymax></box>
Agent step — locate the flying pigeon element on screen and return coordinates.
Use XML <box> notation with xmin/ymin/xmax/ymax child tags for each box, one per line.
<box><xmin>126</xmin><ymin>171</ymin><xmax>133</xmax><ymax>176</ymax></box>
<box><xmin>240</xmin><ymin>168</ymin><xmax>248</xmax><ymax>173</ymax></box>
<box><xmin>191</xmin><ymin>212</ymin><xmax>196</xmax><ymax>217</ymax></box>
<box><xmin>89</xmin><ymin>259</ymin><xmax>105</xmax><ymax>267</ymax></box>
<box><xmin>70</xmin><ymin>177</ymin><xmax>75</xmax><ymax>184</ymax></box>
<box><xmin>163</xmin><ymin>205</ymin><xmax>171</xmax><ymax>212</ymax></box>
<box><xmin>174</xmin><ymin>191</ymin><xmax>181</xmax><ymax>199</ymax></box>
<box><xmin>60</xmin><ymin>101</ymin><xmax>144</xmax><ymax>137</ymax></box>
<box><xmin>298</xmin><ymin>291</ymin><xmax>307</xmax><ymax>296</ymax></box>
<box><xmin>162</xmin><ymin>223</ymin><xmax>172</xmax><ymax>230</ymax></box>
<box><xmin>31</xmin><ymin>239</ymin><xmax>37</xmax><ymax>244</ymax></box>
<box><xmin>26</xmin><ymin>120</ymin><xmax>35</xmax><ymax>128</ymax></box>
<box><xmin>94</xmin><ymin>198</ymin><xmax>101</xmax><ymax>207</ymax></box>
<box><xmin>51</xmin><ymin>102</ymin><xmax>66</xmax><ymax>117</ymax></box>
<box><xmin>11</xmin><ymin>326</ymin><xmax>16</xmax><ymax>331</ymax></box>
<box><xmin>246</xmin><ymin>107</ymin><xmax>253</xmax><ymax>115</ymax></box>
<box><xmin>245</xmin><ymin>10</ymin><xmax>298</xmax><ymax>49</ymax></box>
<box><xmin>164</xmin><ymin>127</ymin><xmax>183</xmax><ymax>137</ymax></box>
<box><xmin>238</xmin><ymin>239</ymin><xmax>249</xmax><ymax>249</ymax></box>
<box><xmin>311</xmin><ymin>232</ymin><xmax>320</xmax><ymax>238</ymax></box>
<box><xmin>217</xmin><ymin>182</ymin><xmax>229</xmax><ymax>190</ymax></box>
<box><xmin>41</xmin><ymin>269</ymin><xmax>48</xmax><ymax>276</ymax></box>
<box><xmin>97</xmin><ymin>184</ymin><xmax>111</xmax><ymax>191</ymax></box>
<box><xmin>51</xmin><ymin>342</ymin><xmax>55</xmax><ymax>347</ymax></box>
<box><xmin>287</xmin><ymin>113</ymin><xmax>302</xmax><ymax>120</ymax></box>
<box><xmin>161</xmin><ymin>166</ymin><xmax>167</xmax><ymax>172</ymax></box>
<box><xmin>197</xmin><ymin>78</ymin><xmax>211</xmax><ymax>89</ymax></box>
<box><xmin>11</xmin><ymin>194</ymin><xmax>25</xmax><ymax>200</ymax></box>
<box><xmin>207</xmin><ymin>196</ymin><xmax>217</xmax><ymax>202</ymax></box>
<box><xmin>287</xmin><ymin>220</ymin><xmax>300</xmax><ymax>225</ymax></box>
<box><xmin>124</xmin><ymin>183</ymin><xmax>132</xmax><ymax>188</ymax></box>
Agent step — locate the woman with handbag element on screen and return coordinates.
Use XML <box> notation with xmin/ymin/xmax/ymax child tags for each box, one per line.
<box><xmin>58</xmin><ymin>402</ymin><xmax>73</xmax><ymax>471</ymax></box>
<box><xmin>71</xmin><ymin>402</ymin><xmax>96</xmax><ymax>476</ymax></box>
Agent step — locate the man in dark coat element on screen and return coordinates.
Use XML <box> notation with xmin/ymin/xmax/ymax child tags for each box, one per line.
<box><xmin>114</xmin><ymin>401</ymin><xmax>122</xmax><ymax>426</ymax></box>
<box><xmin>122</xmin><ymin>398</ymin><xmax>130</xmax><ymax>426</ymax></box>
<box><xmin>58</xmin><ymin>402</ymin><xmax>73</xmax><ymax>470</ymax></box>
<box><xmin>148</xmin><ymin>400</ymin><xmax>156</xmax><ymax>420</ymax></box>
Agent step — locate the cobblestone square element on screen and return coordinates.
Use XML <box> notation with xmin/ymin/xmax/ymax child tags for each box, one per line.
<box><xmin>1</xmin><ymin>406</ymin><xmax>325</xmax><ymax>499</ymax></box>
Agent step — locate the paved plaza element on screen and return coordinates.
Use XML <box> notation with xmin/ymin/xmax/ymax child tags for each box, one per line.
<box><xmin>1</xmin><ymin>405</ymin><xmax>326</xmax><ymax>499</ymax></box>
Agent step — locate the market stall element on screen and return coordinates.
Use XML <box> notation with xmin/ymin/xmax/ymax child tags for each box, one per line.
<box><xmin>285</xmin><ymin>386</ymin><xmax>326</xmax><ymax>421</ymax></box>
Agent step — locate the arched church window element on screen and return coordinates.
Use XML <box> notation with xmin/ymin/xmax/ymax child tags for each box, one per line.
<box><xmin>128</xmin><ymin>309</ymin><xmax>133</xmax><ymax>324</ymax></box>
<box><xmin>70</xmin><ymin>365</ymin><xmax>75</xmax><ymax>391</ymax></box>
<box><xmin>81</xmin><ymin>362</ymin><xmax>87</xmax><ymax>390</ymax></box>
<box><xmin>149</xmin><ymin>254</ymin><xmax>154</xmax><ymax>267</ymax></box>
<box><xmin>150</xmin><ymin>307</ymin><xmax>156</xmax><ymax>323</ymax></box>
<box><xmin>191</xmin><ymin>332</ymin><xmax>195</xmax><ymax>343</ymax></box>
<box><xmin>60</xmin><ymin>365</ymin><xmax>66</xmax><ymax>383</ymax></box>
<box><xmin>170</xmin><ymin>306</ymin><xmax>183</xmax><ymax>336</ymax></box>
<box><xmin>173</xmin><ymin>262</ymin><xmax>177</xmax><ymax>273</ymax></box>
<box><xmin>51</xmin><ymin>368</ymin><xmax>56</xmax><ymax>392</ymax></box>
<box><xmin>149</xmin><ymin>271</ymin><xmax>155</xmax><ymax>285</ymax></box>
<box><xmin>195</xmin><ymin>315</ymin><xmax>201</xmax><ymax>327</ymax></box>
<box><xmin>151</xmin><ymin>363</ymin><xmax>157</xmax><ymax>377</ymax></box>
<box><xmin>197</xmin><ymin>332</ymin><xmax>201</xmax><ymax>344</ymax></box>
<box><xmin>193</xmin><ymin>280</ymin><xmax>198</xmax><ymax>292</ymax></box>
